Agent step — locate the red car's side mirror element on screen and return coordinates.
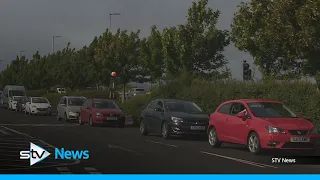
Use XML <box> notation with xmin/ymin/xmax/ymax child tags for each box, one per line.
<box><xmin>298</xmin><ymin>114</ymin><xmax>302</xmax><ymax>118</ymax></box>
<box><xmin>236</xmin><ymin>112</ymin><xmax>247</xmax><ymax>120</ymax></box>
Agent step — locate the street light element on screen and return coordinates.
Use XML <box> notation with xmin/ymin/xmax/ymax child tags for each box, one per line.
<box><xmin>19</xmin><ymin>51</ymin><xmax>25</xmax><ymax>59</ymax></box>
<box><xmin>52</xmin><ymin>36</ymin><xmax>61</xmax><ymax>54</ymax></box>
<box><xmin>109</xmin><ymin>13</ymin><xmax>121</xmax><ymax>30</ymax></box>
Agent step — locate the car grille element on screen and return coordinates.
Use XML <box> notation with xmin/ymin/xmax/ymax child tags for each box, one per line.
<box><xmin>282</xmin><ymin>142</ymin><xmax>314</xmax><ymax>149</ymax></box>
<box><xmin>184</xmin><ymin>120</ymin><xmax>208</xmax><ymax>125</ymax></box>
<box><xmin>288</xmin><ymin>130</ymin><xmax>309</xmax><ymax>136</ymax></box>
<box><xmin>37</xmin><ymin>108</ymin><xmax>47</xmax><ymax>111</ymax></box>
<box><xmin>104</xmin><ymin>114</ymin><xmax>120</xmax><ymax>117</ymax></box>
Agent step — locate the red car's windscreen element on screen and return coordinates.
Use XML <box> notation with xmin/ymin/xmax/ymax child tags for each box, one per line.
<box><xmin>247</xmin><ymin>102</ymin><xmax>297</xmax><ymax>118</ymax></box>
<box><xmin>93</xmin><ymin>101</ymin><xmax>118</xmax><ymax>109</ymax></box>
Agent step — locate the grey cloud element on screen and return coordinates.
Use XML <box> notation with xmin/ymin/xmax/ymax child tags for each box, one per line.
<box><xmin>0</xmin><ymin>0</ymin><xmax>257</xmax><ymax>79</ymax></box>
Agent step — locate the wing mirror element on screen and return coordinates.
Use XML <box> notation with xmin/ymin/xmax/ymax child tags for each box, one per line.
<box><xmin>236</xmin><ymin>112</ymin><xmax>247</xmax><ymax>121</ymax></box>
<box><xmin>298</xmin><ymin>114</ymin><xmax>302</xmax><ymax>118</ymax></box>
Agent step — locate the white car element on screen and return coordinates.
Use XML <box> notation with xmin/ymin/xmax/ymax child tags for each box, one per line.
<box><xmin>8</xmin><ymin>96</ymin><xmax>25</xmax><ymax>111</ymax></box>
<box><xmin>24</xmin><ymin>97</ymin><xmax>52</xmax><ymax>115</ymax></box>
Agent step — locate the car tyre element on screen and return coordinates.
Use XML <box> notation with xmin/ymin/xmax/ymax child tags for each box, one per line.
<box><xmin>140</xmin><ymin>120</ymin><xmax>148</xmax><ymax>136</ymax></box>
<box><xmin>161</xmin><ymin>122</ymin><xmax>170</xmax><ymax>139</ymax></box>
<box><xmin>56</xmin><ymin>114</ymin><xmax>61</xmax><ymax>121</ymax></box>
<box><xmin>78</xmin><ymin>116</ymin><xmax>84</xmax><ymax>125</ymax></box>
<box><xmin>208</xmin><ymin>127</ymin><xmax>222</xmax><ymax>148</ymax></box>
<box><xmin>64</xmin><ymin>113</ymin><xmax>68</xmax><ymax>122</ymax></box>
<box><xmin>247</xmin><ymin>131</ymin><xmax>261</xmax><ymax>155</ymax></box>
<box><xmin>89</xmin><ymin>116</ymin><xmax>94</xmax><ymax>127</ymax></box>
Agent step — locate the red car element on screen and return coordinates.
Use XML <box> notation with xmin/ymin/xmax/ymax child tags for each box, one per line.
<box><xmin>208</xmin><ymin>99</ymin><xmax>319</xmax><ymax>154</ymax></box>
<box><xmin>79</xmin><ymin>98</ymin><xmax>125</xmax><ymax>128</ymax></box>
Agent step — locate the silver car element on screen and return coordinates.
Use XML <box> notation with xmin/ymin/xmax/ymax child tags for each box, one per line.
<box><xmin>57</xmin><ymin>96</ymin><xmax>87</xmax><ymax>121</ymax></box>
<box><xmin>127</xmin><ymin>88</ymin><xmax>146</xmax><ymax>99</ymax></box>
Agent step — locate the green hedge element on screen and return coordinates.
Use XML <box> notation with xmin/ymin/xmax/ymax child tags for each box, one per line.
<box><xmin>121</xmin><ymin>74</ymin><xmax>320</xmax><ymax>130</ymax></box>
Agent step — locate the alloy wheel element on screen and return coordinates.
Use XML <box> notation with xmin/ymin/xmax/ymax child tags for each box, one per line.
<box><xmin>208</xmin><ymin>128</ymin><xmax>217</xmax><ymax>146</ymax></box>
<box><xmin>248</xmin><ymin>134</ymin><xmax>259</xmax><ymax>153</ymax></box>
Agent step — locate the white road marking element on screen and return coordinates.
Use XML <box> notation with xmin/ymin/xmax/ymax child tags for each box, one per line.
<box><xmin>145</xmin><ymin>140</ymin><xmax>178</xmax><ymax>148</ymax></box>
<box><xmin>0</xmin><ymin>126</ymin><xmax>80</xmax><ymax>171</ymax></box>
<box><xmin>201</xmin><ymin>151</ymin><xmax>278</xmax><ymax>168</ymax></box>
<box><xmin>0</xmin><ymin>129</ymin><xmax>11</xmax><ymax>135</ymax></box>
<box><xmin>108</xmin><ymin>144</ymin><xmax>144</xmax><ymax>155</ymax></box>
<box><xmin>84</xmin><ymin>167</ymin><xmax>102</xmax><ymax>174</ymax></box>
<box><xmin>0</xmin><ymin>126</ymin><xmax>33</xmax><ymax>138</ymax></box>
<box><xmin>57</xmin><ymin>167</ymin><xmax>72</xmax><ymax>174</ymax></box>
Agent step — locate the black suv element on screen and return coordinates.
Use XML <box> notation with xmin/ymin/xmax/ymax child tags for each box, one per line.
<box><xmin>140</xmin><ymin>99</ymin><xmax>209</xmax><ymax>139</ymax></box>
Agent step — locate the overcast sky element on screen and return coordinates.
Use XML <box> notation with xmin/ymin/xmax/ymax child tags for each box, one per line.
<box><xmin>0</xmin><ymin>0</ymin><xmax>258</xmax><ymax>80</ymax></box>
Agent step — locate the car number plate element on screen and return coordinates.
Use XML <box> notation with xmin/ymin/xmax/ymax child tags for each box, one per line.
<box><xmin>290</xmin><ymin>137</ymin><xmax>310</xmax><ymax>142</ymax></box>
<box><xmin>191</xmin><ymin>126</ymin><xmax>205</xmax><ymax>130</ymax></box>
<box><xmin>107</xmin><ymin>117</ymin><xmax>117</xmax><ymax>120</ymax></box>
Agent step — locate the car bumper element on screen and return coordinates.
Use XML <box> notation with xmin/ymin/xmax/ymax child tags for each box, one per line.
<box><xmin>11</xmin><ymin>104</ymin><xmax>17</xmax><ymax>110</ymax></box>
<box><xmin>169</xmin><ymin>122</ymin><xmax>208</xmax><ymax>135</ymax></box>
<box><xmin>260</xmin><ymin>133</ymin><xmax>319</xmax><ymax>149</ymax></box>
<box><xmin>67</xmin><ymin>113</ymin><xmax>80</xmax><ymax>120</ymax></box>
<box><xmin>94</xmin><ymin>116</ymin><xmax>125</xmax><ymax>125</ymax></box>
<box><xmin>31</xmin><ymin>108</ymin><xmax>51</xmax><ymax>114</ymax></box>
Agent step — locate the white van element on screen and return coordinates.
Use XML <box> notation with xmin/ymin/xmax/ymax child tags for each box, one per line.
<box><xmin>1</xmin><ymin>85</ymin><xmax>26</xmax><ymax>109</ymax></box>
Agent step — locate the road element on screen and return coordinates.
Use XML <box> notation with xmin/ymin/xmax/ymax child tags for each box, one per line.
<box><xmin>0</xmin><ymin>108</ymin><xmax>319</xmax><ymax>174</ymax></box>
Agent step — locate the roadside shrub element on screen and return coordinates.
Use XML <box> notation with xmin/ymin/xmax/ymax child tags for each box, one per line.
<box><xmin>125</xmin><ymin>74</ymin><xmax>320</xmax><ymax>130</ymax></box>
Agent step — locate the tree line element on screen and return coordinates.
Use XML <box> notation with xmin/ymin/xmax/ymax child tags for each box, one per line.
<box><xmin>1</xmin><ymin>0</ymin><xmax>320</xmax><ymax>92</ymax></box>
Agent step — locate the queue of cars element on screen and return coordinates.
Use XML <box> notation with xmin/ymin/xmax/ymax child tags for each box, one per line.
<box><xmin>139</xmin><ymin>99</ymin><xmax>319</xmax><ymax>154</ymax></box>
<box><xmin>1</xmin><ymin>85</ymin><xmax>319</xmax><ymax>155</ymax></box>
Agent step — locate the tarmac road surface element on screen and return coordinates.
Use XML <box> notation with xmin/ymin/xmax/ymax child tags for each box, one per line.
<box><xmin>0</xmin><ymin>108</ymin><xmax>320</xmax><ymax>174</ymax></box>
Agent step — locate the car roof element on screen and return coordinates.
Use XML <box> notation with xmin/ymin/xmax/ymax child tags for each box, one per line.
<box><xmin>223</xmin><ymin>99</ymin><xmax>282</xmax><ymax>104</ymax></box>
<box><xmin>62</xmin><ymin>96</ymin><xmax>86</xmax><ymax>99</ymax></box>
<box><xmin>91</xmin><ymin>98</ymin><xmax>114</xmax><ymax>101</ymax></box>
<box><xmin>152</xmin><ymin>99</ymin><xmax>193</xmax><ymax>103</ymax></box>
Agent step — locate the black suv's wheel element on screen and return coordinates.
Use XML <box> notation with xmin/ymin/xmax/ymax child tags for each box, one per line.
<box><xmin>161</xmin><ymin>122</ymin><xmax>170</xmax><ymax>139</ymax></box>
<box><xmin>140</xmin><ymin>120</ymin><xmax>148</xmax><ymax>135</ymax></box>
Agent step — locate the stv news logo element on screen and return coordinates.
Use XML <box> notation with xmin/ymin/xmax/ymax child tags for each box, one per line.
<box><xmin>20</xmin><ymin>142</ymin><xmax>51</xmax><ymax>166</ymax></box>
<box><xmin>20</xmin><ymin>142</ymin><xmax>90</xmax><ymax>166</ymax></box>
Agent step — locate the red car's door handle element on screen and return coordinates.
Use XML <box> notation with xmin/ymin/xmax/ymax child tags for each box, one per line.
<box><xmin>225</xmin><ymin>118</ymin><xmax>229</xmax><ymax>121</ymax></box>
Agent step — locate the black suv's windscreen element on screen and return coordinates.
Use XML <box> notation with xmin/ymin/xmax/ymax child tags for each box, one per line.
<box><xmin>247</xmin><ymin>102</ymin><xmax>297</xmax><ymax>118</ymax></box>
<box><xmin>164</xmin><ymin>101</ymin><xmax>203</xmax><ymax>113</ymax></box>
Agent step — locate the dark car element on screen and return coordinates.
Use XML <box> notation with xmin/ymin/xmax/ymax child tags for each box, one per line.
<box><xmin>140</xmin><ymin>99</ymin><xmax>209</xmax><ymax>139</ymax></box>
<box><xmin>16</xmin><ymin>97</ymin><xmax>27</xmax><ymax>112</ymax></box>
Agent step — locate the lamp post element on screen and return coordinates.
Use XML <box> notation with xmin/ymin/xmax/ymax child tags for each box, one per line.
<box><xmin>109</xmin><ymin>72</ymin><xmax>117</xmax><ymax>99</ymax></box>
<box><xmin>52</xmin><ymin>36</ymin><xmax>61</xmax><ymax>54</ymax></box>
<box><xmin>109</xmin><ymin>13</ymin><xmax>121</xmax><ymax>30</ymax></box>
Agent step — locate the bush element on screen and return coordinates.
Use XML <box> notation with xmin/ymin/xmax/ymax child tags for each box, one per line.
<box><xmin>123</xmin><ymin>74</ymin><xmax>320</xmax><ymax>130</ymax></box>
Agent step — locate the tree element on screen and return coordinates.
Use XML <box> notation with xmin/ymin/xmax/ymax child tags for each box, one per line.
<box><xmin>140</xmin><ymin>25</ymin><xmax>164</xmax><ymax>84</ymax></box>
<box><xmin>231</xmin><ymin>0</ymin><xmax>320</xmax><ymax>80</ymax></box>
<box><xmin>95</xmin><ymin>29</ymin><xmax>143</xmax><ymax>102</ymax></box>
<box><xmin>162</xmin><ymin>0</ymin><xmax>230</xmax><ymax>79</ymax></box>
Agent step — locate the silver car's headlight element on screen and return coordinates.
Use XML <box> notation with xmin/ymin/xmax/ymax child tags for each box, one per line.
<box><xmin>68</xmin><ymin>111</ymin><xmax>76</xmax><ymax>115</ymax></box>
<box><xmin>265</xmin><ymin>126</ymin><xmax>286</xmax><ymax>134</ymax></box>
<box><xmin>171</xmin><ymin>117</ymin><xmax>183</xmax><ymax>123</ymax></box>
